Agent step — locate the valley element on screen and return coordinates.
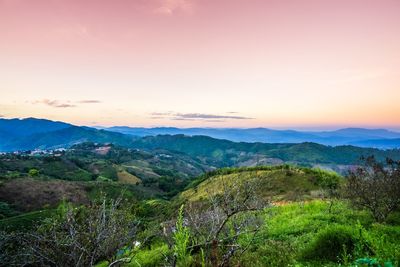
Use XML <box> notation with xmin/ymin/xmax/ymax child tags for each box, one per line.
<box><xmin>0</xmin><ymin>119</ymin><xmax>399</xmax><ymax>266</ymax></box>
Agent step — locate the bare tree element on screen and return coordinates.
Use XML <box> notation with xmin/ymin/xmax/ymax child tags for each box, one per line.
<box><xmin>182</xmin><ymin>175</ymin><xmax>268</xmax><ymax>267</ymax></box>
<box><xmin>1</xmin><ymin>197</ymin><xmax>138</xmax><ymax>267</ymax></box>
<box><xmin>345</xmin><ymin>156</ymin><xmax>400</xmax><ymax>223</ymax></box>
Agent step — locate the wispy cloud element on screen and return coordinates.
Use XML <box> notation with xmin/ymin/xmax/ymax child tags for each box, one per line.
<box><xmin>33</xmin><ymin>99</ymin><xmax>101</xmax><ymax>108</ymax></box>
<box><xmin>151</xmin><ymin>112</ymin><xmax>174</xmax><ymax>116</ymax></box>
<box><xmin>154</xmin><ymin>0</ymin><xmax>194</xmax><ymax>15</ymax></box>
<box><xmin>78</xmin><ymin>100</ymin><xmax>101</xmax><ymax>104</ymax></box>
<box><xmin>33</xmin><ymin>99</ymin><xmax>76</xmax><ymax>108</ymax></box>
<box><xmin>150</xmin><ymin>111</ymin><xmax>253</xmax><ymax>121</ymax></box>
<box><xmin>175</xmin><ymin>113</ymin><xmax>253</xmax><ymax>120</ymax></box>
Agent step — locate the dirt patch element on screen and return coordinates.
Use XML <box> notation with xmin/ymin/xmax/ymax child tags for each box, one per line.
<box><xmin>117</xmin><ymin>171</ymin><xmax>141</xmax><ymax>185</ymax></box>
<box><xmin>94</xmin><ymin>146</ymin><xmax>111</xmax><ymax>155</ymax></box>
<box><xmin>0</xmin><ymin>178</ymin><xmax>89</xmax><ymax>212</ymax></box>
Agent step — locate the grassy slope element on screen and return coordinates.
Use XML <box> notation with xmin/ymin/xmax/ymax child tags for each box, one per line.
<box><xmin>180</xmin><ymin>166</ymin><xmax>342</xmax><ymax>203</ymax></box>
<box><xmin>101</xmin><ymin>167</ymin><xmax>399</xmax><ymax>267</ymax></box>
<box><xmin>96</xmin><ymin>200</ymin><xmax>400</xmax><ymax>267</ymax></box>
<box><xmin>0</xmin><ymin>209</ymin><xmax>57</xmax><ymax>231</ymax></box>
<box><xmin>241</xmin><ymin>200</ymin><xmax>400</xmax><ymax>266</ymax></box>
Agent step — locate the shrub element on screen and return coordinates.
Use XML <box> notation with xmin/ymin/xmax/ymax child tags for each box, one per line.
<box><xmin>0</xmin><ymin>202</ymin><xmax>19</xmax><ymax>219</ymax></box>
<box><xmin>173</xmin><ymin>205</ymin><xmax>192</xmax><ymax>267</ymax></box>
<box><xmin>28</xmin><ymin>168</ymin><xmax>39</xmax><ymax>177</ymax></box>
<box><xmin>302</xmin><ymin>225</ymin><xmax>360</xmax><ymax>263</ymax></box>
<box><xmin>240</xmin><ymin>240</ymin><xmax>295</xmax><ymax>267</ymax></box>
<box><xmin>130</xmin><ymin>243</ymin><xmax>170</xmax><ymax>267</ymax></box>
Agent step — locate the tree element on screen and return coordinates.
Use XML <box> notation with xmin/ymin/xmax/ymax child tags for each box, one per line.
<box><xmin>28</xmin><ymin>168</ymin><xmax>39</xmax><ymax>177</ymax></box>
<box><xmin>180</xmin><ymin>176</ymin><xmax>268</xmax><ymax>267</ymax></box>
<box><xmin>1</xmin><ymin>197</ymin><xmax>138</xmax><ymax>266</ymax></box>
<box><xmin>345</xmin><ymin>156</ymin><xmax>400</xmax><ymax>222</ymax></box>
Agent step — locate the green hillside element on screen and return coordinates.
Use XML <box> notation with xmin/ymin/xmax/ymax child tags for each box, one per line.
<box><xmin>132</xmin><ymin>135</ymin><xmax>400</xmax><ymax>173</ymax></box>
<box><xmin>91</xmin><ymin>166</ymin><xmax>400</xmax><ymax>267</ymax></box>
<box><xmin>180</xmin><ymin>165</ymin><xmax>342</xmax><ymax>203</ymax></box>
<box><xmin>0</xmin><ymin>143</ymin><xmax>212</xmax><ymax>219</ymax></box>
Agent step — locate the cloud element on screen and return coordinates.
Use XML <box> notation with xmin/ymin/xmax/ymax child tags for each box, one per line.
<box><xmin>175</xmin><ymin>113</ymin><xmax>253</xmax><ymax>120</ymax></box>
<box><xmin>150</xmin><ymin>112</ymin><xmax>174</xmax><ymax>116</ymax></box>
<box><xmin>34</xmin><ymin>99</ymin><xmax>76</xmax><ymax>108</ymax></box>
<box><xmin>78</xmin><ymin>100</ymin><xmax>101</xmax><ymax>104</ymax></box>
<box><xmin>33</xmin><ymin>99</ymin><xmax>101</xmax><ymax>108</ymax></box>
<box><xmin>154</xmin><ymin>0</ymin><xmax>194</xmax><ymax>15</ymax></box>
<box><xmin>150</xmin><ymin>111</ymin><xmax>254</xmax><ymax>121</ymax></box>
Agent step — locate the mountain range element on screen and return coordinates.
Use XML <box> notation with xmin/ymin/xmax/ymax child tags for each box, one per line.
<box><xmin>1</xmin><ymin>118</ymin><xmax>400</xmax><ymax>152</ymax></box>
<box><xmin>0</xmin><ymin>118</ymin><xmax>137</xmax><ymax>151</ymax></box>
<box><xmin>105</xmin><ymin>126</ymin><xmax>400</xmax><ymax>148</ymax></box>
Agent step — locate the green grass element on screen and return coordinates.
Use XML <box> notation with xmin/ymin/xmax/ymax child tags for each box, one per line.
<box><xmin>239</xmin><ymin>200</ymin><xmax>400</xmax><ymax>266</ymax></box>
<box><xmin>0</xmin><ymin>209</ymin><xmax>56</xmax><ymax>231</ymax></box>
<box><xmin>180</xmin><ymin>166</ymin><xmax>342</xmax><ymax>202</ymax></box>
<box><xmin>95</xmin><ymin>243</ymin><xmax>169</xmax><ymax>267</ymax></box>
<box><xmin>118</xmin><ymin>200</ymin><xmax>399</xmax><ymax>267</ymax></box>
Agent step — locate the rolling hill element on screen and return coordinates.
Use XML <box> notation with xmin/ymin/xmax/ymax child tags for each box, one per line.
<box><xmin>1</xmin><ymin>118</ymin><xmax>399</xmax><ymax>175</ymax></box>
<box><xmin>0</xmin><ymin>118</ymin><xmax>138</xmax><ymax>152</ymax></box>
<box><xmin>106</xmin><ymin>126</ymin><xmax>400</xmax><ymax>148</ymax></box>
<box><xmin>349</xmin><ymin>138</ymin><xmax>400</xmax><ymax>149</ymax></box>
<box><xmin>131</xmin><ymin>134</ymin><xmax>400</xmax><ymax>173</ymax></box>
<box><xmin>179</xmin><ymin>166</ymin><xmax>342</xmax><ymax>203</ymax></box>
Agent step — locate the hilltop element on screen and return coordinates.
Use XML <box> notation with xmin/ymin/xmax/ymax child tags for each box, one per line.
<box><xmin>178</xmin><ymin>166</ymin><xmax>342</xmax><ymax>203</ymax></box>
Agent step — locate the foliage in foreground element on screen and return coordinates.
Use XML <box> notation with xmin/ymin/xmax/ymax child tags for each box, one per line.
<box><xmin>345</xmin><ymin>156</ymin><xmax>400</xmax><ymax>222</ymax></box>
<box><xmin>1</xmin><ymin>198</ymin><xmax>137</xmax><ymax>266</ymax></box>
<box><xmin>100</xmin><ymin>200</ymin><xmax>400</xmax><ymax>267</ymax></box>
<box><xmin>2</xmin><ymin>164</ymin><xmax>400</xmax><ymax>267</ymax></box>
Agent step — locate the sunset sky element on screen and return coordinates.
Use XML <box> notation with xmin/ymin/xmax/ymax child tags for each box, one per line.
<box><xmin>1</xmin><ymin>0</ymin><xmax>400</xmax><ymax>129</ymax></box>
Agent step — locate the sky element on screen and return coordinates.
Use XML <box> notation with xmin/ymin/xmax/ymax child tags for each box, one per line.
<box><xmin>1</xmin><ymin>0</ymin><xmax>400</xmax><ymax>130</ymax></box>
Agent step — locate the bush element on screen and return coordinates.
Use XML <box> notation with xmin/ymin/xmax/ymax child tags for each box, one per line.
<box><xmin>1</xmin><ymin>198</ymin><xmax>138</xmax><ymax>266</ymax></box>
<box><xmin>129</xmin><ymin>244</ymin><xmax>169</xmax><ymax>267</ymax></box>
<box><xmin>28</xmin><ymin>168</ymin><xmax>39</xmax><ymax>177</ymax></box>
<box><xmin>240</xmin><ymin>240</ymin><xmax>295</xmax><ymax>267</ymax></box>
<box><xmin>0</xmin><ymin>202</ymin><xmax>19</xmax><ymax>219</ymax></box>
<box><xmin>302</xmin><ymin>225</ymin><xmax>360</xmax><ymax>263</ymax></box>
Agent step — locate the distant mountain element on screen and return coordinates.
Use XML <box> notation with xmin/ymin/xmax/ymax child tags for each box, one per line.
<box><xmin>1</xmin><ymin>118</ymin><xmax>400</xmax><ymax>152</ymax></box>
<box><xmin>349</xmin><ymin>138</ymin><xmax>400</xmax><ymax>149</ymax></box>
<box><xmin>106</xmin><ymin>126</ymin><xmax>400</xmax><ymax>148</ymax></box>
<box><xmin>0</xmin><ymin>118</ymin><xmax>71</xmax><ymax>138</ymax></box>
<box><xmin>322</xmin><ymin>128</ymin><xmax>400</xmax><ymax>139</ymax></box>
<box><xmin>131</xmin><ymin>134</ymin><xmax>400</xmax><ymax>172</ymax></box>
<box><xmin>0</xmin><ymin>118</ymin><xmax>137</xmax><ymax>151</ymax></box>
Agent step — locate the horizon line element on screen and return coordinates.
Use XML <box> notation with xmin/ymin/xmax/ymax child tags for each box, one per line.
<box><xmin>2</xmin><ymin>116</ymin><xmax>400</xmax><ymax>133</ymax></box>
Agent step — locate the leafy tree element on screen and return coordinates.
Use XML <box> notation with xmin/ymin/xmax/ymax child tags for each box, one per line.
<box><xmin>28</xmin><ymin>168</ymin><xmax>39</xmax><ymax>177</ymax></box>
<box><xmin>345</xmin><ymin>156</ymin><xmax>400</xmax><ymax>222</ymax></box>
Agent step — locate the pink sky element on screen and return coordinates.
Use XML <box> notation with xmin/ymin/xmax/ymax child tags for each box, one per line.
<box><xmin>1</xmin><ymin>0</ymin><xmax>400</xmax><ymax>129</ymax></box>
